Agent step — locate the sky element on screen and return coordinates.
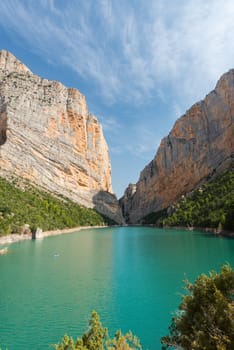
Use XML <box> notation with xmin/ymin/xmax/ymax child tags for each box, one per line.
<box><xmin>1</xmin><ymin>0</ymin><xmax>234</xmax><ymax>198</ymax></box>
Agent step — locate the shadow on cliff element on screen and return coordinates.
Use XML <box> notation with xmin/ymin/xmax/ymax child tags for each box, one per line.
<box><xmin>92</xmin><ymin>191</ymin><xmax>125</xmax><ymax>225</ymax></box>
<box><xmin>0</xmin><ymin>110</ymin><xmax>7</xmax><ymax>146</ymax></box>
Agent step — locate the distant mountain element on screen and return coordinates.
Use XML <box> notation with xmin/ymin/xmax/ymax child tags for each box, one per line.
<box><xmin>121</xmin><ymin>69</ymin><xmax>234</xmax><ymax>224</ymax></box>
<box><xmin>0</xmin><ymin>50</ymin><xmax>123</xmax><ymax>224</ymax></box>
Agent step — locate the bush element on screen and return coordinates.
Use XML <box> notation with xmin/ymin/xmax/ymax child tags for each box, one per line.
<box><xmin>54</xmin><ymin>311</ymin><xmax>142</xmax><ymax>350</ymax></box>
<box><xmin>161</xmin><ymin>264</ymin><xmax>234</xmax><ymax>349</ymax></box>
<box><xmin>0</xmin><ymin>177</ymin><xmax>114</xmax><ymax>235</ymax></box>
<box><xmin>142</xmin><ymin>166</ymin><xmax>234</xmax><ymax>230</ymax></box>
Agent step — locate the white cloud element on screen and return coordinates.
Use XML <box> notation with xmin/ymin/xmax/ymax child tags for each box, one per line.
<box><xmin>99</xmin><ymin>114</ymin><xmax>160</xmax><ymax>159</ymax></box>
<box><xmin>111</xmin><ymin>123</ymin><xmax>161</xmax><ymax>160</ymax></box>
<box><xmin>147</xmin><ymin>0</ymin><xmax>234</xmax><ymax>104</ymax></box>
<box><xmin>1</xmin><ymin>0</ymin><xmax>234</xmax><ymax>107</ymax></box>
<box><xmin>3</xmin><ymin>0</ymin><xmax>234</xmax><ymax>196</ymax></box>
<box><xmin>98</xmin><ymin>115</ymin><xmax>121</xmax><ymax>133</ymax></box>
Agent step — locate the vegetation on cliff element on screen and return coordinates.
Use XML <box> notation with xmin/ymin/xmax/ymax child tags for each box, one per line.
<box><xmin>142</xmin><ymin>166</ymin><xmax>234</xmax><ymax>230</ymax></box>
<box><xmin>161</xmin><ymin>264</ymin><xmax>234</xmax><ymax>349</ymax></box>
<box><xmin>0</xmin><ymin>177</ymin><xmax>114</xmax><ymax>236</ymax></box>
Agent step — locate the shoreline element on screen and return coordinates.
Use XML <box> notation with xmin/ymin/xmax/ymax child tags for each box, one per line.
<box><xmin>42</xmin><ymin>225</ymin><xmax>107</xmax><ymax>238</ymax></box>
<box><xmin>148</xmin><ymin>224</ymin><xmax>234</xmax><ymax>237</ymax></box>
<box><xmin>172</xmin><ymin>226</ymin><xmax>234</xmax><ymax>237</ymax></box>
<box><xmin>1</xmin><ymin>224</ymin><xmax>233</xmax><ymax>255</ymax></box>
<box><xmin>0</xmin><ymin>225</ymin><xmax>107</xmax><ymax>250</ymax></box>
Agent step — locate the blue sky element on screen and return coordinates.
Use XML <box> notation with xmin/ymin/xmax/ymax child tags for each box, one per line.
<box><xmin>1</xmin><ymin>0</ymin><xmax>234</xmax><ymax>198</ymax></box>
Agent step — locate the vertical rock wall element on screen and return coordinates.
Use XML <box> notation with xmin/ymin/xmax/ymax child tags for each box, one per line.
<box><xmin>0</xmin><ymin>50</ymin><xmax>123</xmax><ymax>223</ymax></box>
<box><xmin>121</xmin><ymin>70</ymin><xmax>234</xmax><ymax>223</ymax></box>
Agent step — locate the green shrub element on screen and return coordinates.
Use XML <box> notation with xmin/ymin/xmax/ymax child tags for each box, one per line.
<box><xmin>161</xmin><ymin>264</ymin><xmax>234</xmax><ymax>349</ymax></box>
<box><xmin>142</xmin><ymin>166</ymin><xmax>234</xmax><ymax>230</ymax></box>
<box><xmin>0</xmin><ymin>177</ymin><xmax>114</xmax><ymax>235</ymax></box>
<box><xmin>54</xmin><ymin>311</ymin><xmax>142</xmax><ymax>350</ymax></box>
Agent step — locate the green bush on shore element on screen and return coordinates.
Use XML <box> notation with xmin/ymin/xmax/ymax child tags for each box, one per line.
<box><xmin>53</xmin><ymin>310</ymin><xmax>142</xmax><ymax>350</ymax></box>
<box><xmin>161</xmin><ymin>264</ymin><xmax>234</xmax><ymax>349</ymax></box>
<box><xmin>0</xmin><ymin>177</ymin><xmax>114</xmax><ymax>235</ymax></box>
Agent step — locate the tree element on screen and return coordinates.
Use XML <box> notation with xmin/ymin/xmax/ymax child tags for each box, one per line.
<box><xmin>82</xmin><ymin>311</ymin><xmax>107</xmax><ymax>350</ymax></box>
<box><xmin>106</xmin><ymin>330</ymin><xmax>142</xmax><ymax>350</ymax></box>
<box><xmin>54</xmin><ymin>334</ymin><xmax>78</xmax><ymax>350</ymax></box>
<box><xmin>54</xmin><ymin>311</ymin><xmax>141</xmax><ymax>350</ymax></box>
<box><xmin>161</xmin><ymin>265</ymin><xmax>234</xmax><ymax>349</ymax></box>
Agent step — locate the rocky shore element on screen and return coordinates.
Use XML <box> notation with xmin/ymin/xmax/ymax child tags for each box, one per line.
<box><xmin>0</xmin><ymin>233</ymin><xmax>31</xmax><ymax>246</ymax></box>
<box><xmin>0</xmin><ymin>225</ymin><xmax>107</xmax><ymax>254</ymax></box>
<box><xmin>1</xmin><ymin>225</ymin><xmax>232</xmax><ymax>256</ymax></box>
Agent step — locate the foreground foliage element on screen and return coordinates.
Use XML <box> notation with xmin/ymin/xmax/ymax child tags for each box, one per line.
<box><xmin>54</xmin><ymin>311</ymin><xmax>142</xmax><ymax>350</ymax></box>
<box><xmin>0</xmin><ymin>177</ymin><xmax>113</xmax><ymax>235</ymax></box>
<box><xmin>142</xmin><ymin>166</ymin><xmax>234</xmax><ymax>230</ymax></box>
<box><xmin>161</xmin><ymin>264</ymin><xmax>234</xmax><ymax>349</ymax></box>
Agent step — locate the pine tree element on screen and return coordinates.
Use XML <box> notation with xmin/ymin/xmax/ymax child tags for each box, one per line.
<box><xmin>54</xmin><ymin>311</ymin><xmax>141</xmax><ymax>350</ymax></box>
<box><xmin>161</xmin><ymin>265</ymin><xmax>234</xmax><ymax>349</ymax></box>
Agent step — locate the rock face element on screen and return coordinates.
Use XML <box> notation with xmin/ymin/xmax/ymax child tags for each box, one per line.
<box><xmin>121</xmin><ymin>70</ymin><xmax>234</xmax><ymax>223</ymax></box>
<box><xmin>0</xmin><ymin>50</ymin><xmax>123</xmax><ymax>224</ymax></box>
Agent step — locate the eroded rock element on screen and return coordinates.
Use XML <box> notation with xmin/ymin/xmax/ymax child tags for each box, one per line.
<box><xmin>0</xmin><ymin>50</ymin><xmax>123</xmax><ymax>223</ymax></box>
<box><xmin>121</xmin><ymin>70</ymin><xmax>234</xmax><ymax>223</ymax></box>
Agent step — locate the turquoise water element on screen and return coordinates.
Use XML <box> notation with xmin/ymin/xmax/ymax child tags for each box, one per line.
<box><xmin>0</xmin><ymin>226</ymin><xmax>234</xmax><ymax>350</ymax></box>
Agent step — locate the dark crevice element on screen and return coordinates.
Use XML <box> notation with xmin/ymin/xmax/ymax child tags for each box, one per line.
<box><xmin>0</xmin><ymin>94</ymin><xmax>8</xmax><ymax>146</ymax></box>
<box><xmin>0</xmin><ymin>111</ymin><xmax>7</xmax><ymax>146</ymax></box>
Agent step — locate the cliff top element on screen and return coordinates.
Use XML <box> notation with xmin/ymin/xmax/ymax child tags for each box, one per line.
<box><xmin>0</xmin><ymin>50</ymin><xmax>87</xmax><ymax>104</ymax></box>
<box><xmin>0</xmin><ymin>50</ymin><xmax>32</xmax><ymax>75</ymax></box>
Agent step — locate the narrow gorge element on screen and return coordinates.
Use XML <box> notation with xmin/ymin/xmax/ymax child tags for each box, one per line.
<box><xmin>0</xmin><ymin>50</ymin><xmax>233</xmax><ymax>228</ymax></box>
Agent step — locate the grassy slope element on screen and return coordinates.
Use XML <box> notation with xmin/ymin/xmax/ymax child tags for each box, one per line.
<box><xmin>142</xmin><ymin>165</ymin><xmax>234</xmax><ymax>231</ymax></box>
<box><xmin>0</xmin><ymin>177</ymin><xmax>114</xmax><ymax>236</ymax></box>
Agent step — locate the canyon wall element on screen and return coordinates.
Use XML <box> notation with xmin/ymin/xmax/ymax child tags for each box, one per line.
<box><xmin>0</xmin><ymin>50</ymin><xmax>123</xmax><ymax>224</ymax></box>
<box><xmin>121</xmin><ymin>69</ymin><xmax>234</xmax><ymax>223</ymax></box>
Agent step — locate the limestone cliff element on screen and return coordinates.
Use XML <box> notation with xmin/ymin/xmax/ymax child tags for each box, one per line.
<box><xmin>0</xmin><ymin>50</ymin><xmax>123</xmax><ymax>224</ymax></box>
<box><xmin>121</xmin><ymin>69</ymin><xmax>234</xmax><ymax>223</ymax></box>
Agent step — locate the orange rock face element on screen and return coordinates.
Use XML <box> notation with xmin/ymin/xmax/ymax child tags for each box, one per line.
<box><xmin>121</xmin><ymin>70</ymin><xmax>234</xmax><ymax>223</ymax></box>
<box><xmin>0</xmin><ymin>50</ymin><xmax>124</xmax><ymax>223</ymax></box>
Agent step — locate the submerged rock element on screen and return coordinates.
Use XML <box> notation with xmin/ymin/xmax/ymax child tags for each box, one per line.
<box><xmin>0</xmin><ymin>247</ymin><xmax>8</xmax><ymax>255</ymax></box>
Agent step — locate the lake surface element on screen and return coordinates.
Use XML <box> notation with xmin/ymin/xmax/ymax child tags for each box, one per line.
<box><xmin>0</xmin><ymin>226</ymin><xmax>234</xmax><ymax>350</ymax></box>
